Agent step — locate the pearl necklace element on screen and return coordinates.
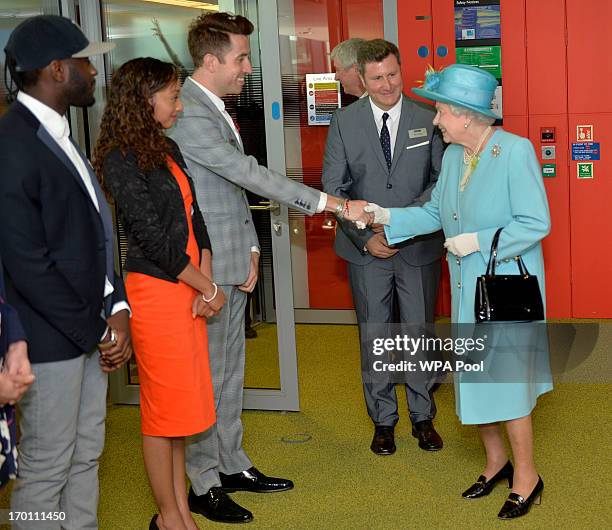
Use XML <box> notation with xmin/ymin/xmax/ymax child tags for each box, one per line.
<box><xmin>459</xmin><ymin>125</ymin><xmax>492</xmax><ymax>191</ymax></box>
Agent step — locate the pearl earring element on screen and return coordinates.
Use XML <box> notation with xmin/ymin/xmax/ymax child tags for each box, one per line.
<box><xmin>464</xmin><ymin>122</ymin><xmax>470</xmax><ymax>129</ymax></box>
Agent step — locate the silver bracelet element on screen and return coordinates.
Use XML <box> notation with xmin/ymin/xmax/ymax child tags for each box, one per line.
<box><xmin>202</xmin><ymin>282</ymin><xmax>218</xmax><ymax>303</ymax></box>
<box><xmin>335</xmin><ymin>198</ymin><xmax>346</xmax><ymax>218</ymax></box>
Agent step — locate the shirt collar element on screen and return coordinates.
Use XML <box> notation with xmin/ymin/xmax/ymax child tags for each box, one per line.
<box><xmin>369</xmin><ymin>95</ymin><xmax>402</xmax><ymax>124</ymax></box>
<box><xmin>189</xmin><ymin>77</ymin><xmax>226</xmax><ymax>113</ymax></box>
<box><xmin>17</xmin><ymin>91</ymin><xmax>70</xmax><ymax>140</ymax></box>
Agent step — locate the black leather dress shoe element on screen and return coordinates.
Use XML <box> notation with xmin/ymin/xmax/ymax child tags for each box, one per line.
<box><xmin>498</xmin><ymin>476</ymin><xmax>544</xmax><ymax>519</ymax></box>
<box><xmin>462</xmin><ymin>460</ymin><xmax>514</xmax><ymax>499</ymax></box>
<box><xmin>219</xmin><ymin>467</ymin><xmax>294</xmax><ymax>493</ymax></box>
<box><xmin>370</xmin><ymin>426</ymin><xmax>396</xmax><ymax>455</ymax></box>
<box><xmin>411</xmin><ymin>420</ymin><xmax>443</xmax><ymax>451</ymax></box>
<box><xmin>188</xmin><ymin>486</ymin><xmax>253</xmax><ymax>523</ymax></box>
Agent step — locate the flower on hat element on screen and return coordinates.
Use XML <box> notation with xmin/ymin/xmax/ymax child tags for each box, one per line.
<box><xmin>418</xmin><ymin>65</ymin><xmax>441</xmax><ymax>91</ymax></box>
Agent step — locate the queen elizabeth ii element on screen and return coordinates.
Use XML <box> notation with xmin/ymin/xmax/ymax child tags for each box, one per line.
<box><xmin>345</xmin><ymin>63</ymin><xmax>553</xmax><ymax>520</ymax></box>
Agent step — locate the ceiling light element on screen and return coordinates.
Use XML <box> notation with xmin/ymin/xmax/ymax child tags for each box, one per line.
<box><xmin>140</xmin><ymin>0</ymin><xmax>219</xmax><ymax>10</ymax></box>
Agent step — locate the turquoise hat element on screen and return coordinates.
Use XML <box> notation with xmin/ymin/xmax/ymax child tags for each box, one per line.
<box><xmin>412</xmin><ymin>64</ymin><xmax>500</xmax><ymax>119</ymax></box>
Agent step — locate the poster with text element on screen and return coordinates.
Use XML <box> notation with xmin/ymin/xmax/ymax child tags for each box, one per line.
<box><xmin>455</xmin><ymin>0</ymin><xmax>501</xmax><ymax>41</ymax></box>
<box><xmin>306</xmin><ymin>73</ymin><xmax>341</xmax><ymax>126</ymax></box>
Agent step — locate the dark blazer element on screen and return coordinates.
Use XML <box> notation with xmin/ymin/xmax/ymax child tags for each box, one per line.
<box><xmin>102</xmin><ymin>139</ymin><xmax>212</xmax><ymax>282</ymax></box>
<box><xmin>0</xmin><ymin>101</ymin><xmax>126</xmax><ymax>364</ymax></box>
<box><xmin>322</xmin><ymin>95</ymin><xmax>445</xmax><ymax>266</ymax></box>
<box><xmin>0</xmin><ymin>257</ymin><xmax>26</xmax><ymax>357</ymax></box>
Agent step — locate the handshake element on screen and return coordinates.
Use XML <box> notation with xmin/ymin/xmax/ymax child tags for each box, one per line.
<box><xmin>336</xmin><ymin>199</ymin><xmax>481</xmax><ymax>258</ymax></box>
<box><xmin>339</xmin><ymin>200</ymin><xmax>389</xmax><ymax>229</ymax></box>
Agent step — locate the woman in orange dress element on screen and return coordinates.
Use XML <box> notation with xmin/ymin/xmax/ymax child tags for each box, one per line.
<box><xmin>93</xmin><ymin>58</ymin><xmax>225</xmax><ymax>530</ymax></box>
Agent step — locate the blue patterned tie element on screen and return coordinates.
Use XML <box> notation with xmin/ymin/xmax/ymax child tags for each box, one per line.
<box><xmin>380</xmin><ymin>112</ymin><xmax>392</xmax><ymax>171</ymax></box>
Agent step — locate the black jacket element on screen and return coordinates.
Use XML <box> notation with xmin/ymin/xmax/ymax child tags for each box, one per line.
<box><xmin>0</xmin><ymin>257</ymin><xmax>27</xmax><ymax>357</ymax></box>
<box><xmin>103</xmin><ymin>139</ymin><xmax>211</xmax><ymax>282</ymax></box>
<box><xmin>0</xmin><ymin>102</ymin><xmax>126</xmax><ymax>363</ymax></box>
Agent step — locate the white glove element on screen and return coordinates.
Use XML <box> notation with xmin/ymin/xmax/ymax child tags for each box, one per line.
<box><xmin>444</xmin><ymin>233</ymin><xmax>480</xmax><ymax>257</ymax></box>
<box><xmin>364</xmin><ymin>203</ymin><xmax>391</xmax><ymax>225</ymax></box>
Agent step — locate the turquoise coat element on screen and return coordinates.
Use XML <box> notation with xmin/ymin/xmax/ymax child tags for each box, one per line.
<box><xmin>385</xmin><ymin>129</ymin><xmax>553</xmax><ymax>424</ymax></box>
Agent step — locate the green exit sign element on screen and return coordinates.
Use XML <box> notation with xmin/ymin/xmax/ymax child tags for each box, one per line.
<box><xmin>542</xmin><ymin>164</ymin><xmax>556</xmax><ymax>177</ymax></box>
<box><xmin>577</xmin><ymin>162</ymin><xmax>593</xmax><ymax>179</ymax></box>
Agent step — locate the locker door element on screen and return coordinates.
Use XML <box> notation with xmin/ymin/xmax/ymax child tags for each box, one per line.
<box><xmin>525</xmin><ymin>0</ymin><xmax>572</xmax><ymax>318</ymax></box>
<box><xmin>431</xmin><ymin>0</ymin><xmax>455</xmax><ymax>70</ymax></box>
<box><xmin>398</xmin><ymin>0</ymin><xmax>433</xmax><ymax>91</ymax></box>
<box><xmin>566</xmin><ymin>0</ymin><xmax>612</xmax><ymax>316</ymax></box>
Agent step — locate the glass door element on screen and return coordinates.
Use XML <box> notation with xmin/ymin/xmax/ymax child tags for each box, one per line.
<box><xmin>80</xmin><ymin>0</ymin><xmax>300</xmax><ymax>410</ymax></box>
<box><xmin>275</xmin><ymin>0</ymin><xmax>384</xmax><ymax>324</ymax></box>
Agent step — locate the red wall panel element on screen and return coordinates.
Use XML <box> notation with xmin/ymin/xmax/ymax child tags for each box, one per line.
<box><xmin>528</xmin><ymin>116</ymin><xmax>572</xmax><ymax>318</ymax></box>
<box><xmin>566</xmin><ymin>0</ymin><xmax>612</xmax><ymax>114</ymax></box>
<box><xmin>565</xmin><ymin>0</ymin><xmax>612</xmax><ymax>316</ymax></box>
<box><xmin>398</xmin><ymin>0</ymin><xmax>433</xmax><ymax>92</ymax></box>
<box><xmin>500</xmin><ymin>0</ymin><xmax>527</xmax><ymax>117</ymax></box>
<box><xmin>525</xmin><ymin>0</ymin><xmax>567</xmax><ymax>115</ymax></box>
<box><xmin>431</xmin><ymin>0</ymin><xmax>456</xmax><ymax>70</ymax></box>
<box><xmin>568</xmin><ymin>113</ymin><xmax>612</xmax><ymax>317</ymax></box>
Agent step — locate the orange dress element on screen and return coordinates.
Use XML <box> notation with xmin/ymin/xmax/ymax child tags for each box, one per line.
<box><xmin>126</xmin><ymin>157</ymin><xmax>215</xmax><ymax>437</ymax></box>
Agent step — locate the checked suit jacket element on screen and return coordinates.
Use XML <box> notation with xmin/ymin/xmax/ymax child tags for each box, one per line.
<box><xmin>169</xmin><ymin>77</ymin><xmax>321</xmax><ymax>286</ymax></box>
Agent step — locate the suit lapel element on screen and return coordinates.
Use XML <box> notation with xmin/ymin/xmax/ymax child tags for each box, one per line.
<box><xmin>361</xmin><ymin>99</ymin><xmax>390</xmax><ymax>174</ymax></box>
<box><xmin>390</xmin><ymin>96</ymin><xmax>415</xmax><ymax>175</ymax></box>
<box><xmin>183</xmin><ymin>78</ymin><xmax>243</xmax><ymax>154</ymax></box>
<box><xmin>37</xmin><ymin>126</ymin><xmax>92</xmax><ymax>200</ymax></box>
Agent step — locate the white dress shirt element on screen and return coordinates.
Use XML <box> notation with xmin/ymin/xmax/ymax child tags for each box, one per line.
<box><xmin>369</xmin><ymin>95</ymin><xmax>403</xmax><ymax>158</ymax></box>
<box><xmin>17</xmin><ymin>91</ymin><xmax>128</xmax><ymax>320</ymax></box>
<box><xmin>188</xmin><ymin>77</ymin><xmax>328</xmax><ymax>219</ymax></box>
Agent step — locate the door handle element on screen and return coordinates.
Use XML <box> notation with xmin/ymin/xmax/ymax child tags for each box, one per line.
<box><xmin>250</xmin><ymin>200</ymin><xmax>281</xmax><ymax>215</ymax></box>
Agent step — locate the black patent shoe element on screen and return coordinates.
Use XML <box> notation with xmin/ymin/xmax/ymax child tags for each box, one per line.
<box><xmin>411</xmin><ymin>420</ymin><xmax>443</xmax><ymax>451</ymax></box>
<box><xmin>462</xmin><ymin>460</ymin><xmax>514</xmax><ymax>499</ymax></box>
<box><xmin>219</xmin><ymin>466</ymin><xmax>294</xmax><ymax>493</ymax></box>
<box><xmin>370</xmin><ymin>426</ymin><xmax>396</xmax><ymax>455</ymax></box>
<box><xmin>188</xmin><ymin>486</ymin><xmax>253</xmax><ymax>523</ymax></box>
<box><xmin>498</xmin><ymin>476</ymin><xmax>544</xmax><ymax>519</ymax></box>
<box><xmin>149</xmin><ymin>514</ymin><xmax>159</xmax><ymax>530</ymax></box>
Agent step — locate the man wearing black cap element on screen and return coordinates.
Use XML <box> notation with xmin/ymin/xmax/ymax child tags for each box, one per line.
<box><xmin>0</xmin><ymin>15</ymin><xmax>130</xmax><ymax>529</ymax></box>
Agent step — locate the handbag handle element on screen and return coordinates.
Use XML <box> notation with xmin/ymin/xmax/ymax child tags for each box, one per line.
<box><xmin>485</xmin><ymin>227</ymin><xmax>532</xmax><ymax>277</ymax></box>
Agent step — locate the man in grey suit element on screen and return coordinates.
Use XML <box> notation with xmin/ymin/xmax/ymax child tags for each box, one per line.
<box><xmin>169</xmin><ymin>12</ymin><xmax>359</xmax><ymax>524</ymax></box>
<box><xmin>331</xmin><ymin>38</ymin><xmax>367</xmax><ymax>98</ymax></box>
<box><xmin>322</xmin><ymin>39</ymin><xmax>445</xmax><ymax>456</ymax></box>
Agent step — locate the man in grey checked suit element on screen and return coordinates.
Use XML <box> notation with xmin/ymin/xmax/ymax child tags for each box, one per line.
<box><xmin>322</xmin><ymin>39</ymin><xmax>445</xmax><ymax>457</ymax></box>
<box><xmin>169</xmin><ymin>12</ymin><xmax>352</xmax><ymax>524</ymax></box>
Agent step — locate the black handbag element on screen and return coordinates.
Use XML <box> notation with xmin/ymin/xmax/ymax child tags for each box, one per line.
<box><xmin>475</xmin><ymin>228</ymin><xmax>545</xmax><ymax>322</ymax></box>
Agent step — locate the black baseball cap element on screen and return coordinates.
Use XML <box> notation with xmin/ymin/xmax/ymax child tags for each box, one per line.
<box><xmin>4</xmin><ymin>14</ymin><xmax>114</xmax><ymax>72</ymax></box>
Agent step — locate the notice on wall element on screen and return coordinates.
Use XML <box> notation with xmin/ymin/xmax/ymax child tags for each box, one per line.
<box><xmin>455</xmin><ymin>46</ymin><xmax>502</xmax><ymax>78</ymax></box>
<box><xmin>572</xmin><ymin>142</ymin><xmax>600</xmax><ymax>161</ymax></box>
<box><xmin>576</xmin><ymin>125</ymin><xmax>594</xmax><ymax>141</ymax></box>
<box><xmin>306</xmin><ymin>73</ymin><xmax>341</xmax><ymax>126</ymax></box>
<box><xmin>454</xmin><ymin>0</ymin><xmax>501</xmax><ymax>41</ymax></box>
